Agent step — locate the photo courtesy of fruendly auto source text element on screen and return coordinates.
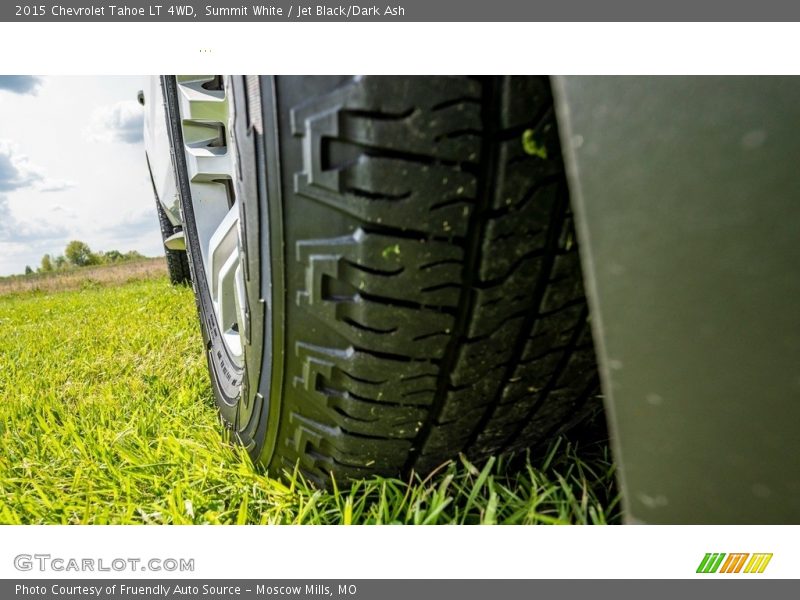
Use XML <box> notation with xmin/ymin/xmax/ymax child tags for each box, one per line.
<box><xmin>1</xmin><ymin>0</ymin><xmax>799</xmax><ymax>593</ymax></box>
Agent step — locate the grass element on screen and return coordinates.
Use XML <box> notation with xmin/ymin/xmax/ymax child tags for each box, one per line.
<box><xmin>0</xmin><ymin>273</ymin><xmax>619</xmax><ymax>524</ymax></box>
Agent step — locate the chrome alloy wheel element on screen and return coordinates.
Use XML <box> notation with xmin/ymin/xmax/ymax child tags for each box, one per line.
<box><xmin>174</xmin><ymin>75</ymin><xmax>246</xmax><ymax>367</ymax></box>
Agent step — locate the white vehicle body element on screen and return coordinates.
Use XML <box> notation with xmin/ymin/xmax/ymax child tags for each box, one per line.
<box><xmin>143</xmin><ymin>76</ymin><xmax>181</xmax><ymax>227</ymax></box>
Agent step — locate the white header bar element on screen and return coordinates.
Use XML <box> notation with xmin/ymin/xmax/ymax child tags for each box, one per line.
<box><xmin>0</xmin><ymin>23</ymin><xmax>799</xmax><ymax>75</ymax></box>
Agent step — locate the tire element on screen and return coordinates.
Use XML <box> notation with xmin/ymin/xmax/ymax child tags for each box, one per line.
<box><xmin>155</xmin><ymin>198</ymin><xmax>191</xmax><ymax>285</ymax></box>
<box><xmin>168</xmin><ymin>75</ymin><xmax>601</xmax><ymax>486</ymax></box>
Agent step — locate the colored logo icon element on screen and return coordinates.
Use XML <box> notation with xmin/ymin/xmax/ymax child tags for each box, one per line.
<box><xmin>697</xmin><ymin>553</ymin><xmax>773</xmax><ymax>574</ymax></box>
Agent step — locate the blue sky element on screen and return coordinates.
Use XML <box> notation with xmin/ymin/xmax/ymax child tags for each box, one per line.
<box><xmin>0</xmin><ymin>76</ymin><xmax>163</xmax><ymax>276</ymax></box>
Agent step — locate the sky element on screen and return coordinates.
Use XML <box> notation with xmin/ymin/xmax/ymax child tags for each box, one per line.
<box><xmin>0</xmin><ymin>75</ymin><xmax>164</xmax><ymax>276</ymax></box>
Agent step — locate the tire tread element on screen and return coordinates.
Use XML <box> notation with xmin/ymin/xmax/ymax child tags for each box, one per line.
<box><xmin>265</xmin><ymin>76</ymin><xmax>599</xmax><ymax>484</ymax></box>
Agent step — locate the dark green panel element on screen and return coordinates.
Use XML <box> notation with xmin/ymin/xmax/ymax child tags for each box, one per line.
<box><xmin>553</xmin><ymin>76</ymin><xmax>800</xmax><ymax>523</ymax></box>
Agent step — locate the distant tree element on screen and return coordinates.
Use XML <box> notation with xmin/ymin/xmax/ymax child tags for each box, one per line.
<box><xmin>104</xmin><ymin>250</ymin><xmax>124</xmax><ymax>263</ymax></box>
<box><xmin>24</xmin><ymin>265</ymin><xmax>33</xmax><ymax>275</ymax></box>
<box><xmin>54</xmin><ymin>255</ymin><xmax>67</xmax><ymax>269</ymax></box>
<box><xmin>40</xmin><ymin>253</ymin><xmax>53</xmax><ymax>272</ymax></box>
<box><xmin>64</xmin><ymin>240</ymin><xmax>98</xmax><ymax>267</ymax></box>
<box><xmin>123</xmin><ymin>250</ymin><xmax>145</xmax><ymax>261</ymax></box>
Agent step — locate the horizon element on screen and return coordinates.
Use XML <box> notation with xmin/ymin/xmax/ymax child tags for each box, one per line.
<box><xmin>0</xmin><ymin>243</ymin><xmax>166</xmax><ymax>279</ymax></box>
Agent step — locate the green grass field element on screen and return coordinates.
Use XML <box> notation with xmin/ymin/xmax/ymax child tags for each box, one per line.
<box><xmin>0</xmin><ymin>271</ymin><xmax>619</xmax><ymax>524</ymax></box>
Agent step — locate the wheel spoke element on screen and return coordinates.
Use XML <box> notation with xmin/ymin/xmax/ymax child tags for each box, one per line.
<box><xmin>175</xmin><ymin>75</ymin><xmax>245</xmax><ymax>366</ymax></box>
<box><xmin>176</xmin><ymin>76</ymin><xmax>229</xmax><ymax>123</ymax></box>
<box><xmin>208</xmin><ymin>204</ymin><xmax>242</xmax><ymax>358</ymax></box>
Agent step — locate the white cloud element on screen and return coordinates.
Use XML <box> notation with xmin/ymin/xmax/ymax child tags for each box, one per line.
<box><xmin>38</xmin><ymin>180</ymin><xmax>77</xmax><ymax>193</ymax></box>
<box><xmin>84</xmin><ymin>100</ymin><xmax>144</xmax><ymax>144</ymax></box>
<box><xmin>0</xmin><ymin>193</ymin><xmax>68</xmax><ymax>241</ymax></box>
<box><xmin>0</xmin><ymin>140</ymin><xmax>75</xmax><ymax>193</ymax></box>
<box><xmin>0</xmin><ymin>141</ymin><xmax>42</xmax><ymax>191</ymax></box>
<box><xmin>0</xmin><ymin>141</ymin><xmax>74</xmax><ymax>271</ymax></box>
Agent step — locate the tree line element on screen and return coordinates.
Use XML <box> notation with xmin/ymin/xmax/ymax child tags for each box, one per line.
<box><xmin>25</xmin><ymin>241</ymin><xmax>145</xmax><ymax>275</ymax></box>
